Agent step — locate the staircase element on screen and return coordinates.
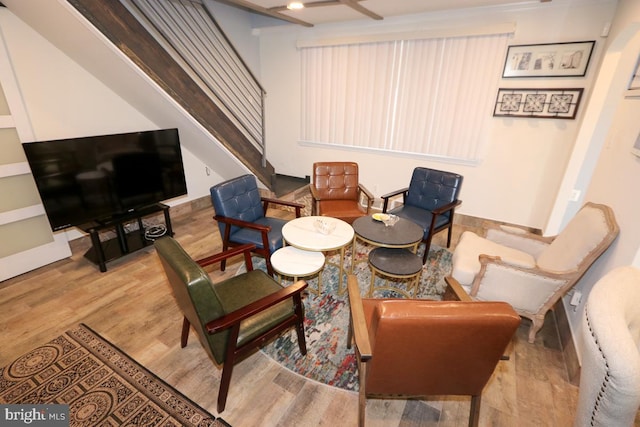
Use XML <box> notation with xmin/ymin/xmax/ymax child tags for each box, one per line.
<box><xmin>67</xmin><ymin>0</ymin><xmax>275</xmax><ymax>187</ymax></box>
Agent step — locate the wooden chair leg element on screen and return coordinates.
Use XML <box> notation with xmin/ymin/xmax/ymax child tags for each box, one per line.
<box><xmin>220</xmin><ymin>241</ymin><xmax>229</xmax><ymax>271</ymax></box>
<box><xmin>528</xmin><ymin>315</ymin><xmax>545</xmax><ymax>343</ymax></box>
<box><xmin>217</xmin><ymin>324</ymin><xmax>241</xmax><ymax>413</ymax></box>
<box><xmin>217</xmin><ymin>361</ymin><xmax>234</xmax><ymax>413</ymax></box>
<box><xmin>469</xmin><ymin>395</ymin><xmax>481</xmax><ymax>427</ymax></box>
<box><xmin>447</xmin><ymin>224</ymin><xmax>454</xmax><ymax>248</ymax></box>
<box><xmin>295</xmin><ymin>319</ymin><xmax>307</xmax><ymax>356</ymax></box>
<box><xmin>293</xmin><ymin>294</ymin><xmax>307</xmax><ymax>355</ymax></box>
<box><xmin>358</xmin><ymin>361</ymin><xmax>367</xmax><ymax>427</ymax></box>
<box><xmin>347</xmin><ymin>313</ymin><xmax>354</xmax><ymax>349</ymax></box>
<box><xmin>265</xmin><ymin>256</ymin><xmax>275</xmax><ymax>277</ymax></box>
<box><xmin>421</xmin><ymin>236</ymin><xmax>434</xmax><ymax>264</ymax></box>
<box><xmin>181</xmin><ymin>317</ymin><xmax>190</xmax><ymax>348</ymax></box>
<box><xmin>220</xmin><ymin>230</ymin><xmax>230</xmax><ymax>272</ymax></box>
<box><xmin>220</xmin><ymin>246</ymin><xmax>228</xmax><ymax>271</ymax></box>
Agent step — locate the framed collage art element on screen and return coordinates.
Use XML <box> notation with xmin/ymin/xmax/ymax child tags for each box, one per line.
<box><xmin>493</xmin><ymin>88</ymin><xmax>584</xmax><ymax>119</ymax></box>
<box><xmin>502</xmin><ymin>41</ymin><xmax>595</xmax><ymax>78</ymax></box>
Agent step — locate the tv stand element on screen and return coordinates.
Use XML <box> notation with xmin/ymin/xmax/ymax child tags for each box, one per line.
<box><xmin>81</xmin><ymin>203</ymin><xmax>173</xmax><ymax>272</ymax></box>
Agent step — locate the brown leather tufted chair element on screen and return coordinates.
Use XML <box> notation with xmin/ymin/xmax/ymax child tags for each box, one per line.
<box><xmin>310</xmin><ymin>162</ymin><xmax>374</xmax><ymax>224</ymax></box>
<box><xmin>347</xmin><ymin>275</ymin><xmax>519</xmax><ymax>427</ymax></box>
<box><xmin>155</xmin><ymin>236</ymin><xmax>308</xmax><ymax>413</ymax></box>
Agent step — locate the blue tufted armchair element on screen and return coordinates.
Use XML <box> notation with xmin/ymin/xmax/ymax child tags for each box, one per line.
<box><xmin>210</xmin><ymin>174</ymin><xmax>304</xmax><ymax>276</ymax></box>
<box><xmin>381</xmin><ymin>167</ymin><xmax>463</xmax><ymax>263</ymax></box>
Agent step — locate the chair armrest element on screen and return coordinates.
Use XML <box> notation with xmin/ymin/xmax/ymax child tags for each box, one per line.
<box><xmin>308</xmin><ymin>186</ymin><xmax>321</xmax><ymax>216</ymax></box>
<box><xmin>309</xmin><ymin>185</ymin><xmax>321</xmax><ymax>200</ymax></box>
<box><xmin>380</xmin><ymin>187</ymin><xmax>409</xmax><ymax>212</ymax></box>
<box><xmin>346</xmin><ymin>274</ymin><xmax>372</xmax><ymax>361</ymax></box>
<box><xmin>261</xmin><ymin>197</ymin><xmax>304</xmax><ymax>218</ymax></box>
<box><xmin>214</xmin><ymin>215</ymin><xmax>272</xmax><ymax>253</ymax></box>
<box><xmin>358</xmin><ymin>184</ymin><xmax>375</xmax><ymax>201</ymax></box>
<box><xmin>205</xmin><ymin>279</ymin><xmax>308</xmax><ymax>334</ymax></box>
<box><xmin>424</xmin><ymin>200</ymin><xmax>462</xmax><ymax>235</ymax></box>
<box><xmin>380</xmin><ymin>187</ymin><xmax>408</xmax><ymax>200</ymax></box>
<box><xmin>214</xmin><ymin>215</ymin><xmax>272</xmax><ymax>233</ymax></box>
<box><xmin>443</xmin><ymin>276</ymin><xmax>473</xmax><ymax>302</ymax></box>
<box><xmin>431</xmin><ymin>199</ymin><xmax>462</xmax><ymax>215</ymax></box>
<box><xmin>470</xmin><ymin>254</ymin><xmax>575</xmax><ymax>297</ymax></box>
<box><xmin>358</xmin><ymin>184</ymin><xmax>375</xmax><ymax>211</ymax></box>
<box><xmin>196</xmin><ymin>243</ymin><xmax>256</xmax><ymax>270</ymax></box>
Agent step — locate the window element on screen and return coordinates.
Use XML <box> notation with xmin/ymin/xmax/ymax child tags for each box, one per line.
<box><xmin>300</xmin><ymin>31</ymin><xmax>511</xmax><ymax>163</ymax></box>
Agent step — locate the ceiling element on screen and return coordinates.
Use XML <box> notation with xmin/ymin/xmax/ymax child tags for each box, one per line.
<box><xmin>212</xmin><ymin>0</ymin><xmax>548</xmax><ymax>27</ymax></box>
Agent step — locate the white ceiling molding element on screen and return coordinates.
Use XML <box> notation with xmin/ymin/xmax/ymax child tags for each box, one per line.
<box><xmin>296</xmin><ymin>22</ymin><xmax>516</xmax><ymax>48</ymax></box>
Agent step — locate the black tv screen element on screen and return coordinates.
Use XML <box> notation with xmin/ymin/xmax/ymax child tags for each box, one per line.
<box><xmin>23</xmin><ymin>128</ymin><xmax>188</xmax><ymax>231</ymax></box>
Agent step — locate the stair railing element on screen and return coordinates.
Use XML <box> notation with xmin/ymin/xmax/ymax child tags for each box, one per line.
<box><xmin>122</xmin><ymin>0</ymin><xmax>267</xmax><ymax>167</ymax></box>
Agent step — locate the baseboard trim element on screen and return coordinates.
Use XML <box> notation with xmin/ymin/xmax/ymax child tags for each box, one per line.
<box><xmin>169</xmin><ymin>196</ymin><xmax>211</xmax><ymax>219</ymax></box>
<box><xmin>554</xmin><ymin>299</ymin><xmax>581</xmax><ymax>385</ymax></box>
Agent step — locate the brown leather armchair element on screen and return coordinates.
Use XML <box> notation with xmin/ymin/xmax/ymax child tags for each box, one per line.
<box><xmin>155</xmin><ymin>237</ymin><xmax>308</xmax><ymax>413</ymax></box>
<box><xmin>310</xmin><ymin>162</ymin><xmax>374</xmax><ymax>224</ymax></box>
<box><xmin>347</xmin><ymin>275</ymin><xmax>519</xmax><ymax>427</ymax></box>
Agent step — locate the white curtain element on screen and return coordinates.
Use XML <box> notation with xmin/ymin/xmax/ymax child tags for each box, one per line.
<box><xmin>300</xmin><ymin>32</ymin><xmax>510</xmax><ymax>162</ymax></box>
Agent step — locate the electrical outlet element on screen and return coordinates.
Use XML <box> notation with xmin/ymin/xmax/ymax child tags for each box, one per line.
<box><xmin>570</xmin><ymin>291</ymin><xmax>582</xmax><ymax>306</ymax></box>
<box><xmin>570</xmin><ymin>189</ymin><xmax>581</xmax><ymax>202</ymax></box>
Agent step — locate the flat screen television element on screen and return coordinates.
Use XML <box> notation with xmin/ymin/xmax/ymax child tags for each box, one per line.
<box><xmin>23</xmin><ymin>128</ymin><xmax>188</xmax><ymax>231</ymax></box>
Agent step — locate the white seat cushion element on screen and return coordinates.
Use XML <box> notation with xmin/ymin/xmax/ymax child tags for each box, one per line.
<box><xmin>452</xmin><ymin>231</ymin><xmax>536</xmax><ymax>286</ymax></box>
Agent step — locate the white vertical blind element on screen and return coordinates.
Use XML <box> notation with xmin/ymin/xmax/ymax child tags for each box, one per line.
<box><xmin>301</xmin><ymin>32</ymin><xmax>511</xmax><ymax>162</ymax></box>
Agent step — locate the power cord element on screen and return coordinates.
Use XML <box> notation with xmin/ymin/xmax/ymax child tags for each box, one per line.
<box><xmin>144</xmin><ymin>224</ymin><xmax>167</xmax><ymax>241</ymax></box>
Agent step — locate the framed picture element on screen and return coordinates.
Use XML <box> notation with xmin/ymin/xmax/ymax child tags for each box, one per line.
<box><xmin>493</xmin><ymin>88</ymin><xmax>584</xmax><ymax>119</ymax></box>
<box><xmin>502</xmin><ymin>41</ymin><xmax>595</xmax><ymax>78</ymax></box>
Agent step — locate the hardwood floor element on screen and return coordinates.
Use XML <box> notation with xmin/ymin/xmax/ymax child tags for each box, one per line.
<box><xmin>0</xmin><ymin>198</ymin><xmax>579</xmax><ymax>426</ymax></box>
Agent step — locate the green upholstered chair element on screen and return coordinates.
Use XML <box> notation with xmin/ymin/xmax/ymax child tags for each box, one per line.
<box><xmin>154</xmin><ymin>237</ymin><xmax>308</xmax><ymax>413</ymax></box>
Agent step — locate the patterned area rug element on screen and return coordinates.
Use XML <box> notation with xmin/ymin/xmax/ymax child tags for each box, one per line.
<box><xmin>0</xmin><ymin>324</ymin><xmax>229</xmax><ymax>427</ymax></box>
<box><xmin>249</xmin><ymin>243</ymin><xmax>453</xmax><ymax>392</ymax></box>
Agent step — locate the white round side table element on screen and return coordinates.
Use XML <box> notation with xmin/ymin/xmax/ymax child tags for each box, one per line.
<box><xmin>270</xmin><ymin>246</ymin><xmax>325</xmax><ymax>294</ymax></box>
<box><xmin>281</xmin><ymin>216</ymin><xmax>354</xmax><ymax>294</ymax></box>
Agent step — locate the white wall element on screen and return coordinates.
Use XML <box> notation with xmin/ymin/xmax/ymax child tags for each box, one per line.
<box><xmin>204</xmin><ymin>0</ymin><xmax>262</xmax><ymax>79</ymax></box>
<box><xmin>558</xmin><ymin>0</ymin><xmax>640</xmax><ymax>356</ymax></box>
<box><xmin>0</xmin><ymin>0</ymin><xmax>268</xmax><ymax>202</ymax></box>
<box><xmin>3</xmin><ymin>0</ymin><xmax>271</xmax><ymax>211</ymax></box>
<box><xmin>256</xmin><ymin>0</ymin><xmax>617</xmax><ymax>230</ymax></box>
<box><xmin>0</xmin><ymin>7</ymin><xmax>156</xmax><ymax>143</ymax></box>
<box><xmin>0</xmin><ymin>5</ymin><xmax>225</xmax><ymax>240</ymax></box>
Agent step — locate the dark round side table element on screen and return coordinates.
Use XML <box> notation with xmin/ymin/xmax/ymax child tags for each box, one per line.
<box><xmin>368</xmin><ymin>247</ymin><xmax>423</xmax><ymax>297</ymax></box>
<box><xmin>351</xmin><ymin>215</ymin><xmax>424</xmax><ymax>297</ymax></box>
